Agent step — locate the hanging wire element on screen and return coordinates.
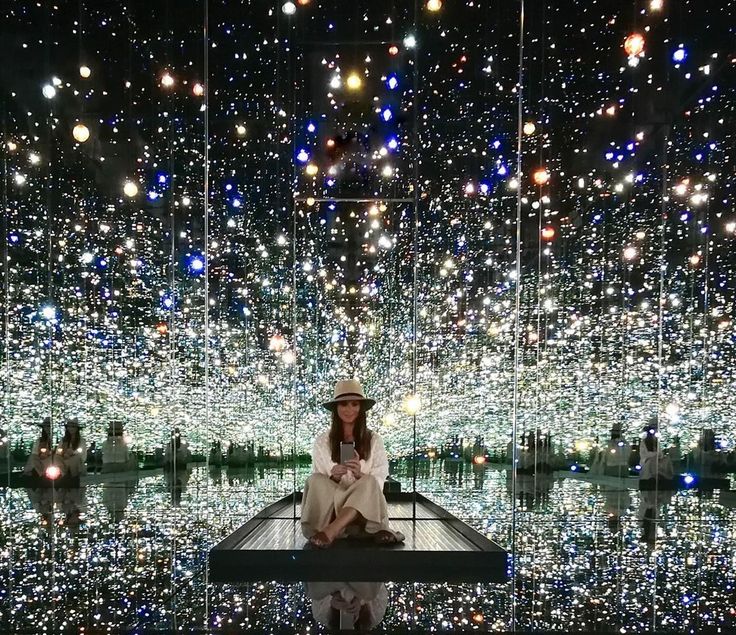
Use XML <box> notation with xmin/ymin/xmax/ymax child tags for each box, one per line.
<box><xmin>510</xmin><ymin>0</ymin><xmax>526</xmax><ymax>630</ymax></box>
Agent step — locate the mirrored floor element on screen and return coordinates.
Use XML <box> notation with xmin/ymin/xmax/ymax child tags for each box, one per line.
<box><xmin>1</xmin><ymin>463</ymin><xmax>734</xmax><ymax>633</ymax></box>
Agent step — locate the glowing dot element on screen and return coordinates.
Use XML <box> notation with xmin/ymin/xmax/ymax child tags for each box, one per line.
<box><xmin>297</xmin><ymin>149</ymin><xmax>309</xmax><ymax>163</ymax></box>
<box><xmin>193</xmin><ymin>83</ymin><xmax>204</xmax><ymax>96</ymax></box>
<box><xmin>403</xmin><ymin>35</ymin><xmax>417</xmax><ymax>49</ymax></box>
<box><xmin>381</xmin><ymin>108</ymin><xmax>393</xmax><ymax>122</ymax></box>
<box><xmin>41</xmin><ymin>306</ymin><xmax>56</xmax><ymax>320</ymax></box>
<box><xmin>523</xmin><ymin>121</ymin><xmax>536</xmax><ymax>135</ymax></box>
<box><xmin>533</xmin><ymin>168</ymin><xmax>550</xmax><ymax>186</ymax></box>
<box><xmin>42</xmin><ymin>84</ymin><xmax>56</xmax><ymax>99</ymax></box>
<box><xmin>160</xmin><ymin>72</ymin><xmax>175</xmax><ymax>88</ymax></box>
<box><xmin>387</xmin><ymin>75</ymin><xmax>399</xmax><ymax>90</ymax></box>
<box><xmin>649</xmin><ymin>0</ymin><xmax>663</xmax><ymax>10</ymax></box>
<box><xmin>236</xmin><ymin>125</ymin><xmax>246</xmax><ymax>136</ymax></box>
<box><xmin>190</xmin><ymin>257</ymin><xmax>204</xmax><ymax>272</ymax></box>
<box><xmin>269</xmin><ymin>334</ymin><xmax>287</xmax><ymax>351</ymax></box>
<box><xmin>345</xmin><ymin>72</ymin><xmax>362</xmax><ymax>90</ymax></box>
<box><xmin>45</xmin><ymin>465</ymin><xmax>62</xmax><ymax>480</ymax></box>
<box><xmin>541</xmin><ymin>226</ymin><xmax>556</xmax><ymax>240</ymax></box>
<box><xmin>404</xmin><ymin>394</ymin><xmax>421</xmax><ymax>415</ymax></box>
<box><xmin>305</xmin><ymin>163</ymin><xmax>319</xmax><ymax>176</ymax></box>
<box><xmin>73</xmin><ymin>123</ymin><xmax>90</xmax><ymax>143</ymax></box>
<box><xmin>623</xmin><ymin>246</ymin><xmax>637</xmax><ymax>260</ymax></box>
<box><xmin>282</xmin><ymin>1</ymin><xmax>296</xmax><ymax>14</ymax></box>
<box><xmin>123</xmin><ymin>181</ymin><xmax>139</xmax><ymax>197</ymax></box>
<box><xmin>388</xmin><ymin>45</ymin><xmax>399</xmax><ymax>56</ymax></box>
<box><xmin>689</xmin><ymin>254</ymin><xmax>701</xmax><ymax>267</ymax></box>
<box><xmin>329</xmin><ymin>76</ymin><xmax>341</xmax><ymax>89</ymax></box>
<box><xmin>28</xmin><ymin>152</ymin><xmax>40</xmax><ymax>165</ymax></box>
<box><xmin>426</xmin><ymin>0</ymin><xmax>442</xmax><ymax>11</ymax></box>
<box><xmin>464</xmin><ymin>182</ymin><xmax>475</xmax><ymax>195</ymax></box>
<box><xmin>624</xmin><ymin>33</ymin><xmax>645</xmax><ymax>57</ymax></box>
<box><xmin>14</xmin><ymin>173</ymin><xmax>26</xmax><ymax>185</ymax></box>
<box><xmin>79</xmin><ymin>65</ymin><xmax>91</xmax><ymax>78</ymax></box>
<box><xmin>672</xmin><ymin>48</ymin><xmax>687</xmax><ymax>63</ymax></box>
<box><xmin>306</xmin><ymin>197</ymin><xmax>316</xmax><ymax>207</ymax></box>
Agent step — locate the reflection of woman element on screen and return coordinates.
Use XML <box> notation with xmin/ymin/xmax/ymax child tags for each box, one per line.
<box><xmin>639</xmin><ymin>425</ymin><xmax>673</xmax><ymax>483</ymax></box>
<box><xmin>56</xmin><ymin>418</ymin><xmax>87</xmax><ymax>478</ymax></box>
<box><xmin>301</xmin><ymin>380</ymin><xmax>404</xmax><ymax>548</ymax></box>
<box><xmin>101</xmin><ymin>420</ymin><xmax>137</xmax><ymax>472</ymax></box>
<box><xmin>305</xmin><ymin>581</ymin><xmax>388</xmax><ymax>631</ymax></box>
<box><xmin>24</xmin><ymin>417</ymin><xmax>54</xmax><ymax>477</ymax></box>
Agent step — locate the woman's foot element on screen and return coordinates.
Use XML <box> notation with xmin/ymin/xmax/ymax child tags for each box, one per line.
<box><xmin>373</xmin><ymin>530</ymin><xmax>399</xmax><ymax>545</ymax></box>
<box><xmin>308</xmin><ymin>530</ymin><xmax>333</xmax><ymax>548</ymax></box>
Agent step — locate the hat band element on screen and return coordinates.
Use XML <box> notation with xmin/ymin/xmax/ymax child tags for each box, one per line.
<box><xmin>333</xmin><ymin>392</ymin><xmax>366</xmax><ymax>401</ymax></box>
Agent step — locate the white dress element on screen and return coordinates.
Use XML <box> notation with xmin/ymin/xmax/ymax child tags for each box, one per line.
<box><xmin>310</xmin><ymin>430</ymin><xmax>389</xmax><ymax>490</ymax></box>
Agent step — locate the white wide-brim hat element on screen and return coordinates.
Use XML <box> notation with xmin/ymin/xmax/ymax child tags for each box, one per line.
<box><xmin>322</xmin><ymin>379</ymin><xmax>376</xmax><ymax>411</ymax></box>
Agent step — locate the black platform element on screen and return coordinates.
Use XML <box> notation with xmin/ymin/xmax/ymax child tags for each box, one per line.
<box><xmin>209</xmin><ymin>492</ymin><xmax>508</xmax><ymax>583</ymax></box>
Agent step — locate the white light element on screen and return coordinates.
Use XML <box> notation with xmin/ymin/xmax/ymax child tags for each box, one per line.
<box><xmin>79</xmin><ymin>65</ymin><xmax>91</xmax><ymax>78</ymax></box>
<box><xmin>42</xmin><ymin>84</ymin><xmax>56</xmax><ymax>99</ymax></box>
<box><xmin>14</xmin><ymin>173</ymin><xmax>26</xmax><ymax>185</ymax></box>
<box><xmin>123</xmin><ymin>181</ymin><xmax>139</xmax><ymax>197</ymax></box>
<box><xmin>81</xmin><ymin>252</ymin><xmax>94</xmax><ymax>264</ymax></box>
<box><xmin>403</xmin><ymin>35</ymin><xmax>417</xmax><ymax>48</ymax></box>
<box><xmin>29</xmin><ymin>152</ymin><xmax>41</xmax><ymax>165</ymax></box>
<box><xmin>41</xmin><ymin>306</ymin><xmax>56</xmax><ymax>320</ymax></box>
<box><xmin>282</xmin><ymin>1</ymin><xmax>296</xmax><ymax>15</ymax></box>
<box><xmin>623</xmin><ymin>246</ymin><xmax>637</xmax><ymax>260</ymax></box>
<box><xmin>329</xmin><ymin>76</ymin><xmax>341</xmax><ymax>89</ymax></box>
<box><xmin>161</xmin><ymin>72</ymin><xmax>175</xmax><ymax>87</ymax></box>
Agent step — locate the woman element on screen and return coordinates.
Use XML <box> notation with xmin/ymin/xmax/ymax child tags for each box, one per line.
<box><xmin>56</xmin><ymin>417</ymin><xmax>87</xmax><ymax>478</ymax></box>
<box><xmin>301</xmin><ymin>379</ymin><xmax>404</xmax><ymax>548</ymax></box>
<box><xmin>101</xmin><ymin>420</ymin><xmax>137</xmax><ymax>472</ymax></box>
<box><xmin>24</xmin><ymin>417</ymin><xmax>54</xmax><ymax>477</ymax></box>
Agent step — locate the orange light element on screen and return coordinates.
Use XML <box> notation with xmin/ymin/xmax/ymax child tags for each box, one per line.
<box><xmin>624</xmin><ymin>33</ymin><xmax>645</xmax><ymax>57</ymax></box>
<box><xmin>45</xmin><ymin>465</ymin><xmax>62</xmax><ymax>480</ymax></box>
<box><xmin>193</xmin><ymin>83</ymin><xmax>204</xmax><ymax>96</ymax></box>
<box><xmin>326</xmin><ymin>138</ymin><xmax>335</xmax><ymax>148</ymax></box>
<box><xmin>297</xmin><ymin>0</ymin><xmax>311</xmax><ymax>4</ymax></box>
<box><xmin>533</xmin><ymin>168</ymin><xmax>550</xmax><ymax>186</ymax></box>
<box><xmin>426</xmin><ymin>0</ymin><xmax>442</xmax><ymax>11</ymax></box>
<box><xmin>541</xmin><ymin>226</ymin><xmax>555</xmax><ymax>240</ymax></box>
<box><xmin>269</xmin><ymin>334</ymin><xmax>287</xmax><ymax>352</ymax></box>
<box><xmin>473</xmin><ymin>455</ymin><xmax>486</xmax><ymax>465</ymax></box>
<box><xmin>156</xmin><ymin>323</ymin><xmax>168</xmax><ymax>335</ymax></box>
<box><xmin>388</xmin><ymin>45</ymin><xmax>399</xmax><ymax>56</ymax></box>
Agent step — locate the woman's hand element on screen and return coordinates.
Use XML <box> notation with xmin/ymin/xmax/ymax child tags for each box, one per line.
<box><xmin>345</xmin><ymin>451</ymin><xmax>362</xmax><ymax>479</ymax></box>
<box><xmin>330</xmin><ymin>463</ymin><xmax>348</xmax><ymax>480</ymax></box>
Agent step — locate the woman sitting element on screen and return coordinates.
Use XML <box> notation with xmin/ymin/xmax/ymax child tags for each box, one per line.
<box><xmin>101</xmin><ymin>420</ymin><xmax>137</xmax><ymax>472</ymax></box>
<box><xmin>55</xmin><ymin>417</ymin><xmax>87</xmax><ymax>478</ymax></box>
<box><xmin>24</xmin><ymin>417</ymin><xmax>54</xmax><ymax>478</ymax></box>
<box><xmin>639</xmin><ymin>423</ymin><xmax>673</xmax><ymax>486</ymax></box>
<box><xmin>301</xmin><ymin>379</ymin><xmax>404</xmax><ymax>548</ymax></box>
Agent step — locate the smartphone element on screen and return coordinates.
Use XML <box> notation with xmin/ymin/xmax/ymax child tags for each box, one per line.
<box><xmin>340</xmin><ymin>441</ymin><xmax>355</xmax><ymax>464</ymax></box>
<box><xmin>339</xmin><ymin>609</ymin><xmax>355</xmax><ymax>630</ymax></box>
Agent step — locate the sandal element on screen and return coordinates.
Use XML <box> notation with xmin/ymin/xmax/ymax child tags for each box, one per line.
<box><xmin>308</xmin><ymin>530</ymin><xmax>333</xmax><ymax>548</ymax></box>
<box><xmin>373</xmin><ymin>530</ymin><xmax>400</xmax><ymax>545</ymax></box>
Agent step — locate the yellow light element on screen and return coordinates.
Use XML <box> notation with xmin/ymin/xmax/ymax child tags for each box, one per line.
<box><xmin>79</xmin><ymin>65</ymin><xmax>91</xmax><ymax>78</ymax></box>
<box><xmin>426</xmin><ymin>0</ymin><xmax>442</xmax><ymax>11</ymax></box>
<box><xmin>236</xmin><ymin>124</ymin><xmax>246</xmax><ymax>136</ymax></box>
<box><xmin>73</xmin><ymin>123</ymin><xmax>90</xmax><ymax>143</ymax></box>
<box><xmin>193</xmin><ymin>83</ymin><xmax>204</xmax><ymax>96</ymax></box>
<box><xmin>523</xmin><ymin>121</ymin><xmax>536</xmax><ymax>135</ymax></box>
<box><xmin>574</xmin><ymin>440</ymin><xmax>590</xmax><ymax>452</ymax></box>
<box><xmin>533</xmin><ymin>168</ymin><xmax>550</xmax><ymax>186</ymax></box>
<box><xmin>649</xmin><ymin>0</ymin><xmax>663</xmax><ymax>10</ymax></box>
<box><xmin>7</xmin><ymin>141</ymin><xmax>17</xmax><ymax>151</ymax></box>
<box><xmin>306</xmin><ymin>197</ymin><xmax>316</xmax><ymax>207</ymax></box>
<box><xmin>624</xmin><ymin>33</ymin><xmax>645</xmax><ymax>57</ymax></box>
<box><xmin>404</xmin><ymin>394</ymin><xmax>421</xmax><ymax>416</ymax></box>
<box><xmin>123</xmin><ymin>181</ymin><xmax>139</xmax><ymax>197</ymax></box>
<box><xmin>383</xmin><ymin>413</ymin><xmax>396</xmax><ymax>426</ymax></box>
<box><xmin>345</xmin><ymin>72</ymin><xmax>362</xmax><ymax>90</ymax></box>
<box><xmin>305</xmin><ymin>163</ymin><xmax>319</xmax><ymax>176</ymax></box>
<box><xmin>623</xmin><ymin>246</ymin><xmax>637</xmax><ymax>260</ymax></box>
<box><xmin>161</xmin><ymin>72</ymin><xmax>175</xmax><ymax>88</ymax></box>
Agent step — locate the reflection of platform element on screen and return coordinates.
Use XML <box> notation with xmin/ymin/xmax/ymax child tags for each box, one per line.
<box><xmin>209</xmin><ymin>493</ymin><xmax>507</xmax><ymax>583</ymax></box>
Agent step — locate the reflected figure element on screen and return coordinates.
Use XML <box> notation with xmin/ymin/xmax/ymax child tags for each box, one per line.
<box><xmin>305</xmin><ymin>581</ymin><xmax>388</xmax><ymax>631</ymax></box>
<box><xmin>590</xmin><ymin>423</ymin><xmax>631</xmax><ymax>477</ymax></box>
<box><xmin>102</xmin><ymin>420</ymin><xmax>138</xmax><ymax>472</ymax></box>
<box><xmin>227</xmin><ymin>441</ymin><xmax>255</xmax><ymax>467</ymax></box>
<box><xmin>639</xmin><ymin>423</ymin><xmax>674</xmax><ymax>488</ymax></box>
<box><xmin>164</xmin><ymin>463</ymin><xmax>191</xmax><ymax>506</ymax></box>
<box><xmin>164</xmin><ymin>427</ymin><xmax>192</xmax><ymax>468</ymax></box>
<box><xmin>444</xmin><ymin>457</ymin><xmax>464</xmax><ymax>486</ymax></box>
<box><xmin>0</xmin><ymin>426</ymin><xmax>9</xmax><ymax>464</ymax></box>
<box><xmin>689</xmin><ymin>429</ymin><xmax>724</xmax><ymax>477</ymax></box>
<box><xmin>472</xmin><ymin>462</ymin><xmax>485</xmax><ymax>490</ymax></box>
<box><xmin>208</xmin><ymin>441</ymin><xmax>223</xmax><ymax>466</ymax></box>
<box><xmin>601</xmin><ymin>486</ymin><xmax>631</xmax><ymax>534</ymax></box>
<box><xmin>506</xmin><ymin>472</ymin><xmax>554</xmax><ymax>509</ymax></box>
<box><xmin>103</xmin><ymin>479</ymin><xmax>138</xmax><ymax>523</ymax></box>
<box><xmin>26</xmin><ymin>486</ymin><xmax>85</xmax><ymax>528</ymax></box>
<box><xmin>24</xmin><ymin>417</ymin><xmax>54</xmax><ymax>478</ymax></box>
<box><xmin>638</xmin><ymin>488</ymin><xmax>674</xmax><ymax>545</ymax></box>
<box><xmin>55</xmin><ymin>418</ymin><xmax>87</xmax><ymax>479</ymax></box>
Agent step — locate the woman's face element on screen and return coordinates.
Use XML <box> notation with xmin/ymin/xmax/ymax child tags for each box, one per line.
<box><xmin>336</xmin><ymin>400</ymin><xmax>361</xmax><ymax>425</ymax></box>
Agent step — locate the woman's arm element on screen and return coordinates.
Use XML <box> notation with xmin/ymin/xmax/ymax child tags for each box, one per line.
<box><xmin>312</xmin><ymin>433</ymin><xmax>336</xmax><ymax>476</ymax></box>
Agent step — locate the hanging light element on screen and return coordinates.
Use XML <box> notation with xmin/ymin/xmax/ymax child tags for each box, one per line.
<box><xmin>73</xmin><ymin>123</ymin><xmax>90</xmax><ymax>143</ymax></box>
<box><xmin>79</xmin><ymin>65</ymin><xmax>91</xmax><ymax>78</ymax></box>
<box><xmin>523</xmin><ymin>121</ymin><xmax>536</xmax><ymax>135</ymax></box>
<box><xmin>123</xmin><ymin>181</ymin><xmax>139</xmax><ymax>197</ymax></box>
<box><xmin>624</xmin><ymin>33</ymin><xmax>645</xmax><ymax>57</ymax></box>
<box><xmin>533</xmin><ymin>168</ymin><xmax>550</xmax><ymax>186</ymax></box>
<box><xmin>426</xmin><ymin>0</ymin><xmax>442</xmax><ymax>11</ymax></box>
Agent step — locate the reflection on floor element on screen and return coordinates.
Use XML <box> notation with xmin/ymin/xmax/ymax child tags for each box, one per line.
<box><xmin>0</xmin><ymin>462</ymin><xmax>734</xmax><ymax>632</ymax></box>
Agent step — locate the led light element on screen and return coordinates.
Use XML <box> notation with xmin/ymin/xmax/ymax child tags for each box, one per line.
<box><xmin>79</xmin><ymin>65</ymin><xmax>91</xmax><ymax>78</ymax></box>
<box><xmin>282</xmin><ymin>1</ymin><xmax>296</xmax><ymax>14</ymax></box>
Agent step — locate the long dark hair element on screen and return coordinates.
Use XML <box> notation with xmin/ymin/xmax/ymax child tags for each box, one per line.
<box><xmin>329</xmin><ymin>405</ymin><xmax>372</xmax><ymax>463</ymax></box>
<box><xmin>38</xmin><ymin>427</ymin><xmax>51</xmax><ymax>450</ymax></box>
<box><xmin>62</xmin><ymin>426</ymin><xmax>81</xmax><ymax>449</ymax></box>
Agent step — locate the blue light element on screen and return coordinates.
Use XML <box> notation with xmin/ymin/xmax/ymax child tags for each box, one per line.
<box><xmin>672</xmin><ymin>48</ymin><xmax>687</xmax><ymax>63</ymax></box>
<box><xmin>387</xmin><ymin>75</ymin><xmax>399</xmax><ymax>90</ymax></box>
<box><xmin>492</xmin><ymin>140</ymin><xmax>501</xmax><ymax>149</ymax></box>
<box><xmin>479</xmin><ymin>183</ymin><xmax>489</xmax><ymax>195</ymax></box>
<box><xmin>232</xmin><ymin>198</ymin><xmax>241</xmax><ymax>208</ymax></box>
<box><xmin>387</xmin><ymin>137</ymin><xmax>398</xmax><ymax>150</ymax></box>
<box><xmin>157</xmin><ymin>173</ymin><xmax>168</xmax><ymax>184</ymax></box>
<box><xmin>605</xmin><ymin>152</ymin><xmax>614</xmax><ymax>160</ymax></box>
<box><xmin>570</xmin><ymin>465</ymin><xmax>578</xmax><ymax>471</ymax></box>
<box><xmin>188</xmin><ymin>256</ymin><xmax>205</xmax><ymax>274</ymax></box>
<box><xmin>497</xmin><ymin>165</ymin><xmax>507</xmax><ymax>176</ymax></box>
<box><xmin>296</xmin><ymin>149</ymin><xmax>309</xmax><ymax>163</ymax></box>
<box><xmin>683</xmin><ymin>474</ymin><xmax>695</xmax><ymax>485</ymax></box>
<box><xmin>225</xmin><ymin>183</ymin><xmax>233</xmax><ymax>191</ymax></box>
<box><xmin>162</xmin><ymin>296</ymin><xmax>174</xmax><ymax>309</ymax></box>
<box><xmin>381</xmin><ymin>108</ymin><xmax>393</xmax><ymax>122</ymax></box>
<box><xmin>98</xmin><ymin>258</ymin><xmax>108</xmax><ymax>269</ymax></box>
<box><xmin>8</xmin><ymin>232</ymin><xmax>20</xmax><ymax>244</ymax></box>
<box><xmin>307</xmin><ymin>122</ymin><xmax>316</xmax><ymax>133</ymax></box>
<box><xmin>147</xmin><ymin>191</ymin><xmax>159</xmax><ymax>200</ymax></box>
